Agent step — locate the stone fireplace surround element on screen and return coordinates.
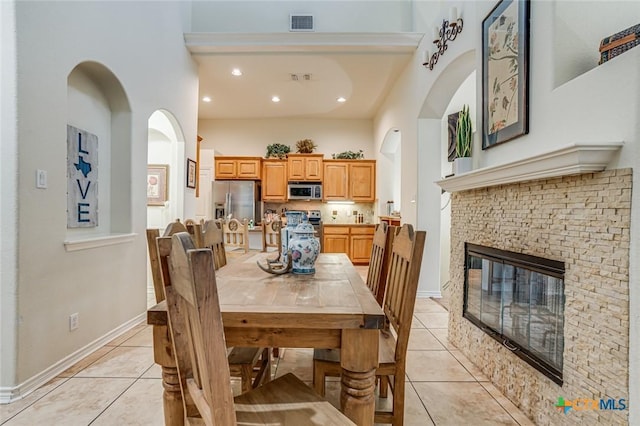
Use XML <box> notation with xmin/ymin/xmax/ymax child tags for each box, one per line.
<box><xmin>446</xmin><ymin>167</ymin><xmax>631</xmax><ymax>425</ymax></box>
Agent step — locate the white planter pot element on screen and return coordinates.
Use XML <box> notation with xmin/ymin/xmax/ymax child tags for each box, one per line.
<box><xmin>453</xmin><ymin>157</ymin><xmax>473</xmax><ymax>175</ymax></box>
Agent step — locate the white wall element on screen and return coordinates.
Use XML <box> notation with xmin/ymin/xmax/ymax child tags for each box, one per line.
<box><xmin>199</xmin><ymin>118</ymin><xmax>374</xmax><ymax>158</ymax></box>
<box><xmin>3</xmin><ymin>0</ymin><xmax>198</xmax><ymax>396</ymax></box>
<box><xmin>191</xmin><ymin>0</ymin><xmax>413</xmax><ymax>32</ymax></box>
<box><xmin>0</xmin><ymin>0</ymin><xmax>19</xmax><ymax>393</ymax></box>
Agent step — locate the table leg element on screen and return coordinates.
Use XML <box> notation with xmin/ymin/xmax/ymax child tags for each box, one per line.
<box><xmin>340</xmin><ymin>328</ymin><xmax>378</xmax><ymax>425</ymax></box>
<box><xmin>153</xmin><ymin>325</ymin><xmax>184</xmax><ymax>426</ymax></box>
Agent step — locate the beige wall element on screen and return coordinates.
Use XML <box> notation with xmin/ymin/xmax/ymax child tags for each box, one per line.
<box><xmin>198</xmin><ymin>118</ymin><xmax>374</xmax><ymax>160</ymax></box>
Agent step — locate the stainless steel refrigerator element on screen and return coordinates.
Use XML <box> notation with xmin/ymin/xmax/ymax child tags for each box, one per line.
<box><xmin>212</xmin><ymin>180</ymin><xmax>261</xmax><ymax>223</ymax></box>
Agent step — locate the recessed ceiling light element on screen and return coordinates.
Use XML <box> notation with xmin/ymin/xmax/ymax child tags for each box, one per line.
<box><xmin>202</xmin><ymin>96</ymin><xmax>212</xmax><ymax>103</ymax></box>
<box><xmin>271</xmin><ymin>96</ymin><xmax>280</xmax><ymax>103</ymax></box>
<box><xmin>231</xmin><ymin>68</ymin><xmax>243</xmax><ymax>76</ymax></box>
<box><xmin>337</xmin><ymin>97</ymin><xmax>347</xmax><ymax>103</ymax></box>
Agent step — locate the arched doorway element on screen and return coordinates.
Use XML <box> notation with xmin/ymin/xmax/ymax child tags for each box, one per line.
<box><xmin>146</xmin><ymin>109</ymin><xmax>185</xmax><ymax>306</ymax></box>
<box><xmin>416</xmin><ymin>50</ymin><xmax>475</xmax><ymax>300</ymax></box>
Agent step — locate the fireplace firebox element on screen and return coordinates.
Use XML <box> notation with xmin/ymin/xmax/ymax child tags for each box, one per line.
<box><xmin>463</xmin><ymin>243</ymin><xmax>565</xmax><ymax>384</ymax></box>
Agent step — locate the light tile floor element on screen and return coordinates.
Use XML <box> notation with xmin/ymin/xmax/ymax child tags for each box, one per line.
<box><xmin>0</xmin><ymin>264</ymin><xmax>535</xmax><ymax>425</ymax></box>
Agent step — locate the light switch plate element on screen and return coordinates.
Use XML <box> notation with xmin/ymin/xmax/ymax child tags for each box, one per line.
<box><xmin>36</xmin><ymin>170</ymin><xmax>47</xmax><ymax>189</ymax></box>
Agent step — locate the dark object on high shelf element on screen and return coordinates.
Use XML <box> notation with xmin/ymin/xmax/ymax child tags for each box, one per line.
<box><xmin>599</xmin><ymin>23</ymin><xmax>639</xmax><ymax>64</ymax></box>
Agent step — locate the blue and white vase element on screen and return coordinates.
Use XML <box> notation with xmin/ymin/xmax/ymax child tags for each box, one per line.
<box><xmin>287</xmin><ymin>221</ymin><xmax>320</xmax><ymax>274</ymax></box>
<box><xmin>281</xmin><ymin>211</ymin><xmax>307</xmax><ymax>264</ymax></box>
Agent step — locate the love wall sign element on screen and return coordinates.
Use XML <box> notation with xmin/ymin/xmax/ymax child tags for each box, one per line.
<box><xmin>67</xmin><ymin>125</ymin><xmax>98</xmax><ymax>228</ymax></box>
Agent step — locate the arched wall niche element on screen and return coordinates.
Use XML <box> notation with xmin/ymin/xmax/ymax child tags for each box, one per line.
<box><xmin>66</xmin><ymin>61</ymin><xmax>132</xmax><ymax>241</ymax></box>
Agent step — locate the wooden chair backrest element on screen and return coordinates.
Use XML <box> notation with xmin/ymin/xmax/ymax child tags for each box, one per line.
<box><xmin>186</xmin><ymin>222</ymin><xmax>204</xmax><ymax>248</ymax></box>
<box><xmin>365</xmin><ymin>223</ymin><xmax>397</xmax><ymax>306</ymax></box>
<box><xmin>146</xmin><ymin>220</ymin><xmax>188</xmax><ymax>303</ymax></box>
<box><xmin>165</xmin><ymin>233</ymin><xmax>236</xmax><ymax>425</ymax></box>
<box><xmin>202</xmin><ymin>219</ymin><xmax>227</xmax><ymax>270</ymax></box>
<box><xmin>382</xmin><ymin>224</ymin><xmax>426</xmax><ymax>362</ymax></box>
<box><xmin>222</xmin><ymin>218</ymin><xmax>250</xmax><ymax>253</ymax></box>
<box><xmin>261</xmin><ymin>219</ymin><xmax>282</xmax><ymax>253</ymax></box>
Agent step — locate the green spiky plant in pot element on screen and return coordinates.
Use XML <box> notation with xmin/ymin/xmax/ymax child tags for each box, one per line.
<box><xmin>454</xmin><ymin>104</ymin><xmax>473</xmax><ymax>175</ymax></box>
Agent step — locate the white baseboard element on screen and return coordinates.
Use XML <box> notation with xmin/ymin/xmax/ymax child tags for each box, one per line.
<box><xmin>417</xmin><ymin>290</ymin><xmax>442</xmax><ymax>298</ymax></box>
<box><xmin>0</xmin><ymin>313</ymin><xmax>146</xmax><ymax>404</ymax></box>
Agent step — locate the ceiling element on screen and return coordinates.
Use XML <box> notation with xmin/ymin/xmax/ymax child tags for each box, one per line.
<box><xmin>186</xmin><ymin>33</ymin><xmax>424</xmax><ymax>120</ymax></box>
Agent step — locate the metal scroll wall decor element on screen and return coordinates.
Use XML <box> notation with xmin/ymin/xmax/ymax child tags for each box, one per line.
<box><xmin>423</xmin><ymin>7</ymin><xmax>464</xmax><ymax>71</ymax></box>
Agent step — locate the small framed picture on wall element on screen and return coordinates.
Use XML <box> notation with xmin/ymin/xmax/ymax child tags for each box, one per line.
<box><xmin>186</xmin><ymin>158</ymin><xmax>197</xmax><ymax>189</ymax></box>
<box><xmin>147</xmin><ymin>164</ymin><xmax>169</xmax><ymax>206</ymax></box>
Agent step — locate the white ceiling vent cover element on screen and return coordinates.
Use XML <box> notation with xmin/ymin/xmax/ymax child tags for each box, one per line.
<box><xmin>290</xmin><ymin>14</ymin><xmax>314</xmax><ymax>32</ymax></box>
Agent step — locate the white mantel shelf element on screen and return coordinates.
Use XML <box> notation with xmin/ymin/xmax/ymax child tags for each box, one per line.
<box><xmin>436</xmin><ymin>142</ymin><xmax>624</xmax><ymax>193</ymax></box>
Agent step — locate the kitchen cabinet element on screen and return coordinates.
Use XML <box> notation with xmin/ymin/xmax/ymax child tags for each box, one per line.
<box><xmin>262</xmin><ymin>159</ymin><xmax>288</xmax><ymax>201</ymax></box>
<box><xmin>322</xmin><ymin>160</ymin><xmax>376</xmax><ymax>202</ymax></box>
<box><xmin>287</xmin><ymin>154</ymin><xmax>323</xmax><ymax>181</ymax></box>
<box><xmin>214</xmin><ymin>156</ymin><xmax>261</xmax><ymax>180</ymax></box>
<box><xmin>322</xmin><ymin>224</ymin><xmax>375</xmax><ymax>265</ymax></box>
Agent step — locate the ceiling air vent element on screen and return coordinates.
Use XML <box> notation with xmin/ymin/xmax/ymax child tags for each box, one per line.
<box><xmin>290</xmin><ymin>14</ymin><xmax>314</xmax><ymax>32</ymax></box>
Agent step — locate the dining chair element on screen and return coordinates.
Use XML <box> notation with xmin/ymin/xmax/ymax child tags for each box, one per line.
<box><xmin>261</xmin><ymin>219</ymin><xmax>282</xmax><ymax>254</ymax></box>
<box><xmin>146</xmin><ymin>220</ymin><xmax>188</xmax><ymax>304</ymax></box>
<box><xmin>202</xmin><ymin>219</ymin><xmax>228</xmax><ymax>270</ymax></box>
<box><xmin>156</xmin><ymin>232</ymin><xmax>271</xmax><ymax>394</ymax></box>
<box><xmin>185</xmin><ymin>220</ymin><xmax>204</xmax><ymax>249</ymax></box>
<box><xmin>366</xmin><ymin>223</ymin><xmax>397</xmax><ymax>307</ymax></box>
<box><xmin>223</xmin><ymin>218</ymin><xmax>250</xmax><ymax>253</ymax></box>
<box><xmin>312</xmin><ymin>224</ymin><xmax>426</xmax><ymax>426</ymax></box>
<box><xmin>164</xmin><ymin>232</ymin><xmax>355</xmax><ymax>425</ymax></box>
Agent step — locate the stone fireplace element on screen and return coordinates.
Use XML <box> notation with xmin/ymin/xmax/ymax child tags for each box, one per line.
<box><xmin>446</xmin><ymin>167</ymin><xmax>631</xmax><ymax>424</ymax></box>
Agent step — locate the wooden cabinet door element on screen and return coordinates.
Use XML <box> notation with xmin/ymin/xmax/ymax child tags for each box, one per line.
<box><xmin>305</xmin><ymin>157</ymin><xmax>323</xmax><ymax>180</ymax></box>
<box><xmin>262</xmin><ymin>160</ymin><xmax>288</xmax><ymax>201</ymax></box>
<box><xmin>350</xmin><ymin>226</ymin><xmax>375</xmax><ymax>264</ymax></box>
<box><xmin>322</xmin><ymin>226</ymin><xmax>350</xmax><ymax>255</ymax></box>
<box><xmin>323</xmin><ymin>235</ymin><xmax>350</xmax><ymax>255</ymax></box>
<box><xmin>288</xmin><ymin>156</ymin><xmax>306</xmax><ymax>180</ymax></box>
<box><xmin>215</xmin><ymin>158</ymin><xmax>237</xmax><ymax>179</ymax></box>
<box><xmin>349</xmin><ymin>161</ymin><xmax>376</xmax><ymax>202</ymax></box>
<box><xmin>236</xmin><ymin>159</ymin><xmax>261</xmax><ymax>179</ymax></box>
<box><xmin>323</xmin><ymin>162</ymin><xmax>349</xmax><ymax>200</ymax></box>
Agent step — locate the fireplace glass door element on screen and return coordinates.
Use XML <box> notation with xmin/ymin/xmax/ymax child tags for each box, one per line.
<box><xmin>464</xmin><ymin>244</ymin><xmax>565</xmax><ymax>384</ymax></box>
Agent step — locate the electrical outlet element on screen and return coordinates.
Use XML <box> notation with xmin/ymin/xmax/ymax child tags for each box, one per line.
<box><xmin>69</xmin><ymin>313</ymin><xmax>79</xmax><ymax>331</ymax></box>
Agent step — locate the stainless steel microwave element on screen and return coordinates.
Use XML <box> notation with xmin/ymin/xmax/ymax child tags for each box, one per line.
<box><xmin>288</xmin><ymin>183</ymin><xmax>322</xmax><ymax>200</ymax></box>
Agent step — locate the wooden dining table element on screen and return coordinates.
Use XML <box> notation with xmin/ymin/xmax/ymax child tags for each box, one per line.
<box><xmin>147</xmin><ymin>252</ymin><xmax>385</xmax><ymax>426</ymax></box>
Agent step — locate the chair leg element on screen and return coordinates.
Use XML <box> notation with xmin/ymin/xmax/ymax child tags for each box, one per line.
<box><xmin>272</xmin><ymin>347</ymin><xmax>279</xmax><ymax>358</ymax></box>
<box><xmin>254</xmin><ymin>348</ymin><xmax>271</xmax><ymax>386</ymax></box>
<box><xmin>240</xmin><ymin>364</ymin><xmax>253</xmax><ymax>393</ymax></box>
<box><xmin>392</xmin><ymin>374</ymin><xmax>405</xmax><ymax>426</ymax></box>
<box><xmin>312</xmin><ymin>361</ymin><xmax>326</xmax><ymax>396</ymax></box>
<box><xmin>379</xmin><ymin>374</ymin><xmax>389</xmax><ymax>398</ymax></box>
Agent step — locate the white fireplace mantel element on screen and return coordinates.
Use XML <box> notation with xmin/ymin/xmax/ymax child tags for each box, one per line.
<box><xmin>435</xmin><ymin>142</ymin><xmax>624</xmax><ymax>193</ymax></box>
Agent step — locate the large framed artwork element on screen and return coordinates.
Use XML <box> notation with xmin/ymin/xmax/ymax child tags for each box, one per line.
<box><xmin>482</xmin><ymin>0</ymin><xmax>530</xmax><ymax>149</ymax></box>
<box><xmin>147</xmin><ymin>165</ymin><xmax>169</xmax><ymax>206</ymax></box>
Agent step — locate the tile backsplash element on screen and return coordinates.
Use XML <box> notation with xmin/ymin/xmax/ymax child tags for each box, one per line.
<box><xmin>264</xmin><ymin>201</ymin><xmax>376</xmax><ymax>224</ymax></box>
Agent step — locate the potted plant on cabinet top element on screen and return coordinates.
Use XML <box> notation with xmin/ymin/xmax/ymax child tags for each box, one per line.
<box><xmin>266</xmin><ymin>143</ymin><xmax>291</xmax><ymax>159</ymax></box>
<box><xmin>295</xmin><ymin>138</ymin><xmax>317</xmax><ymax>153</ymax></box>
<box><xmin>454</xmin><ymin>104</ymin><xmax>473</xmax><ymax>175</ymax></box>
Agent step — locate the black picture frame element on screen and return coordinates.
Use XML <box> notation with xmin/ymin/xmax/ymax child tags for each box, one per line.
<box><xmin>186</xmin><ymin>158</ymin><xmax>197</xmax><ymax>189</ymax></box>
<box><xmin>482</xmin><ymin>0</ymin><xmax>530</xmax><ymax>150</ymax></box>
